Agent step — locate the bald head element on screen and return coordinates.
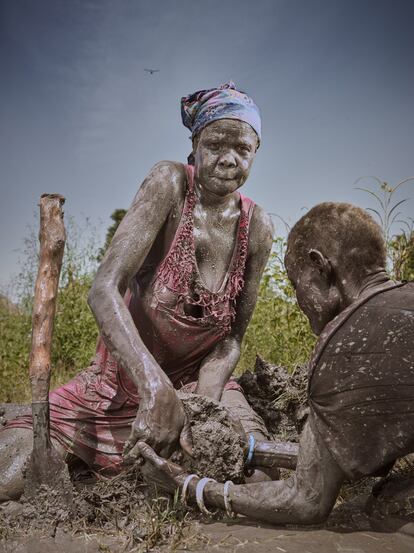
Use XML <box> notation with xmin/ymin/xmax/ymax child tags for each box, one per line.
<box><xmin>285</xmin><ymin>202</ymin><xmax>386</xmax><ymax>282</ymax></box>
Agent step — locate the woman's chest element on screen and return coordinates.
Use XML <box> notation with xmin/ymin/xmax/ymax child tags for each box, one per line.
<box><xmin>193</xmin><ymin>215</ymin><xmax>240</xmax><ymax>292</ymax></box>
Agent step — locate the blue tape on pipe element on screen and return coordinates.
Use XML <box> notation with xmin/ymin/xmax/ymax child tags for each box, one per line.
<box><xmin>246</xmin><ymin>434</ymin><xmax>255</xmax><ymax>466</ymax></box>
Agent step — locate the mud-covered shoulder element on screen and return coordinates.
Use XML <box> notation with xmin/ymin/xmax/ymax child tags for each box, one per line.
<box><xmin>133</xmin><ymin>160</ymin><xmax>187</xmax><ymax>206</ymax></box>
<box><xmin>248</xmin><ymin>204</ymin><xmax>274</xmax><ymax>257</ymax></box>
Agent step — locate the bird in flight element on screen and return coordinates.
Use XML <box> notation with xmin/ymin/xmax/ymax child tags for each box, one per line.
<box><xmin>144</xmin><ymin>68</ymin><xmax>160</xmax><ymax>75</ymax></box>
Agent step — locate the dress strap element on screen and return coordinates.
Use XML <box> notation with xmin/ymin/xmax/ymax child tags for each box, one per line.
<box><xmin>239</xmin><ymin>193</ymin><xmax>256</xmax><ymax>223</ymax></box>
<box><xmin>154</xmin><ymin>164</ymin><xmax>196</xmax><ymax>295</ymax></box>
<box><xmin>226</xmin><ymin>193</ymin><xmax>255</xmax><ymax>302</ymax></box>
<box><xmin>185</xmin><ymin>163</ymin><xmax>195</xmax><ymax>193</ymax></box>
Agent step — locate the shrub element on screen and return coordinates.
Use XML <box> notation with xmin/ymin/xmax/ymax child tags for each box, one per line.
<box><xmin>0</xmin><ymin>302</ymin><xmax>32</xmax><ymax>402</ymax></box>
<box><xmin>238</xmin><ymin>238</ymin><xmax>315</xmax><ymax>373</ymax></box>
<box><xmin>0</xmin><ymin>215</ymin><xmax>100</xmax><ymax>402</ymax></box>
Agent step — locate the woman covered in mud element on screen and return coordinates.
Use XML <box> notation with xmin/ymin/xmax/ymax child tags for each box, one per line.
<box><xmin>0</xmin><ymin>82</ymin><xmax>273</xmax><ymax>499</ymax></box>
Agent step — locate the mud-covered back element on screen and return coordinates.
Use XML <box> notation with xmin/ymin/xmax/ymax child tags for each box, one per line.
<box><xmin>308</xmin><ymin>282</ymin><xmax>414</xmax><ymax>481</ymax></box>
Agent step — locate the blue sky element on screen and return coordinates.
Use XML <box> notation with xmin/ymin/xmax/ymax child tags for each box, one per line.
<box><xmin>1</xmin><ymin>0</ymin><xmax>413</xmax><ymax>288</ymax></box>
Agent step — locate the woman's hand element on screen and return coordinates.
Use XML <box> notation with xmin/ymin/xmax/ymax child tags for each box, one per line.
<box><xmin>123</xmin><ymin>384</ymin><xmax>193</xmax><ymax>461</ymax></box>
<box><xmin>135</xmin><ymin>441</ymin><xmax>189</xmax><ymax>493</ymax></box>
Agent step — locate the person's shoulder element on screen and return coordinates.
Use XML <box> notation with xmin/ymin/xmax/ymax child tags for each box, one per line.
<box><xmin>136</xmin><ymin>161</ymin><xmax>187</xmax><ymax>201</ymax></box>
<box><xmin>248</xmin><ymin>203</ymin><xmax>274</xmax><ymax>255</ymax></box>
<box><xmin>368</xmin><ymin>281</ymin><xmax>414</xmax><ymax>310</ymax></box>
<box><xmin>150</xmin><ymin>160</ymin><xmax>187</xmax><ymax>181</ymax></box>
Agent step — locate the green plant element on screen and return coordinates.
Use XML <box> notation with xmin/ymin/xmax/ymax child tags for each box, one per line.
<box><xmin>238</xmin><ymin>238</ymin><xmax>316</xmax><ymax>373</ymax></box>
<box><xmin>97</xmin><ymin>208</ymin><xmax>127</xmax><ymax>261</ymax></box>
<box><xmin>390</xmin><ymin>226</ymin><xmax>414</xmax><ymax>281</ymax></box>
<box><xmin>0</xmin><ymin>215</ymin><xmax>101</xmax><ymax>402</ymax></box>
<box><xmin>355</xmin><ymin>176</ymin><xmax>414</xmax><ymax>280</ymax></box>
<box><xmin>0</xmin><ymin>302</ymin><xmax>32</xmax><ymax>402</ymax></box>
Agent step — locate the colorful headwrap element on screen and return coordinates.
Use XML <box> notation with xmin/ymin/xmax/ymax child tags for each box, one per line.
<box><xmin>181</xmin><ymin>81</ymin><xmax>261</xmax><ymax>143</ymax></box>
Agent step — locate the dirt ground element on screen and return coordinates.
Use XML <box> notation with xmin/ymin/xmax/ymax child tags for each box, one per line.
<box><xmin>192</xmin><ymin>518</ymin><xmax>414</xmax><ymax>553</ymax></box>
<box><xmin>1</xmin><ymin>366</ymin><xmax>414</xmax><ymax>552</ymax></box>
<box><xmin>0</xmin><ymin>396</ymin><xmax>244</xmax><ymax>552</ymax></box>
<box><xmin>1</xmin><ymin>514</ymin><xmax>413</xmax><ymax>553</ymax></box>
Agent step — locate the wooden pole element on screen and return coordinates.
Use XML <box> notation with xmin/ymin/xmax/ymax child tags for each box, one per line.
<box><xmin>25</xmin><ymin>194</ymin><xmax>70</xmax><ymax>495</ymax></box>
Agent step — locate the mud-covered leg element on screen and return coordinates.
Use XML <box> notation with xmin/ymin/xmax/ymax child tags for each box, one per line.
<box><xmin>0</xmin><ymin>428</ymin><xmax>33</xmax><ymax>501</ymax></box>
<box><xmin>0</xmin><ymin>427</ymin><xmax>67</xmax><ymax>502</ymax></box>
<box><xmin>221</xmin><ymin>388</ymin><xmax>278</xmax><ymax>481</ymax></box>
<box><xmin>204</xmin><ymin>420</ymin><xmax>345</xmax><ymax>524</ymax></box>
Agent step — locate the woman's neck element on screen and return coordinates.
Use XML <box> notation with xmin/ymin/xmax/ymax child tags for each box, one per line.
<box><xmin>193</xmin><ymin>180</ymin><xmax>239</xmax><ymax>211</ymax></box>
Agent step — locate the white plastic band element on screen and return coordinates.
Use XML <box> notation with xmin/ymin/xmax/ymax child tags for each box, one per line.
<box><xmin>223</xmin><ymin>480</ymin><xmax>235</xmax><ymax>518</ymax></box>
<box><xmin>195</xmin><ymin>477</ymin><xmax>216</xmax><ymax>515</ymax></box>
<box><xmin>181</xmin><ymin>474</ymin><xmax>198</xmax><ymax>505</ymax></box>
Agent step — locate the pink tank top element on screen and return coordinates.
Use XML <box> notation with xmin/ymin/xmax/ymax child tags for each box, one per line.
<box><xmin>97</xmin><ymin>164</ymin><xmax>256</xmax><ymax>394</ymax></box>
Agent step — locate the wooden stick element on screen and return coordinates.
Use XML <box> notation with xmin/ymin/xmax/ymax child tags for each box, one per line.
<box><xmin>29</xmin><ymin>194</ymin><xmax>65</xmax><ymax>462</ymax></box>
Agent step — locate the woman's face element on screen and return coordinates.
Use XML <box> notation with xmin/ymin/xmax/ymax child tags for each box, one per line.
<box><xmin>193</xmin><ymin>119</ymin><xmax>258</xmax><ymax>197</ymax></box>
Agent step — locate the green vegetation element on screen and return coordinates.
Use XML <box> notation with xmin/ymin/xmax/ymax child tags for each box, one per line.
<box><xmin>355</xmin><ymin>176</ymin><xmax>414</xmax><ymax>281</ymax></box>
<box><xmin>237</xmin><ymin>237</ymin><xmax>315</xmax><ymax>373</ymax></box>
<box><xmin>97</xmin><ymin>208</ymin><xmax>127</xmax><ymax>261</ymax></box>
<box><xmin>0</xmin><ymin>216</ymin><xmax>99</xmax><ymax>402</ymax></box>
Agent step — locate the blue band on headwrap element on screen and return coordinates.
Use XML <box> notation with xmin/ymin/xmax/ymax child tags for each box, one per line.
<box><xmin>181</xmin><ymin>82</ymin><xmax>261</xmax><ymax>143</ymax></box>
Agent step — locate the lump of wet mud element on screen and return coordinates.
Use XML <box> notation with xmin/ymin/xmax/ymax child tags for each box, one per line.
<box><xmin>175</xmin><ymin>393</ymin><xmax>245</xmax><ymax>483</ymax></box>
<box><xmin>237</xmin><ymin>355</ymin><xmax>308</xmax><ymax>442</ymax></box>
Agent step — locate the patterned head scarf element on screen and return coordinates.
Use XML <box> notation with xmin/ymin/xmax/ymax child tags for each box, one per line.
<box><xmin>181</xmin><ymin>81</ymin><xmax>261</xmax><ymax>144</ymax></box>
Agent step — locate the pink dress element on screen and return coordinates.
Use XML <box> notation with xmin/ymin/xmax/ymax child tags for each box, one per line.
<box><xmin>6</xmin><ymin>165</ymin><xmax>255</xmax><ymax>473</ymax></box>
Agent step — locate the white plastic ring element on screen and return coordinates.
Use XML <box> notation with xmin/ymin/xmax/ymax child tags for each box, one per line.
<box><xmin>195</xmin><ymin>477</ymin><xmax>216</xmax><ymax>515</ymax></box>
<box><xmin>181</xmin><ymin>474</ymin><xmax>198</xmax><ymax>505</ymax></box>
<box><xmin>223</xmin><ymin>480</ymin><xmax>236</xmax><ymax>518</ymax></box>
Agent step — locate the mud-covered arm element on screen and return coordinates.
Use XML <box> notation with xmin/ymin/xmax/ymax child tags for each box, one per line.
<box><xmin>195</xmin><ymin>206</ymin><xmax>273</xmax><ymax>400</ymax></box>
<box><xmin>137</xmin><ymin>421</ymin><xmax>344</xmax><ymax>525</ymax></box>
<box><xmin>88</xmin><ymin>161</ymin><xmax>190</xmax><ymax>457</ymax></box>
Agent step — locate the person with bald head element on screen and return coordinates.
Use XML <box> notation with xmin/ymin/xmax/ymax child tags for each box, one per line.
<box><xmin>135</xmin><ymin>202</ymin><xmax>414</xmax><ymax>526</ymax></box>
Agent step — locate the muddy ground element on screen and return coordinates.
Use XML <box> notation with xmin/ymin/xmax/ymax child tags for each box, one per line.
<box><xmin>0</xmin><ymin>394</ymin><xmax>245</xmax><ymax>551</ymax></box>
<box><xmin>1</xmin><ymin>360</ymin><xmax>414</xmax><ymax>552</ymax></box>
<box><xmin>2</xmin><ymin>502</ymin><xmax>414</xmax><ymax>553</ymax></box>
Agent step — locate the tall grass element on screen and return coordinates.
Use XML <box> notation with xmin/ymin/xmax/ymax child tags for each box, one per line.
<box><xmin>237</xmin><ymin>238</ymin><xmax>315</xmax><ymax>373</ymax></box>
<box><xmin>0</xmin><ymin>216</ymin><xmax>100</xmax><ymax>402</ymax></box>
<box><xmin>355</xmin><ymin>176</ymin><xmax>414</xmax><ymax>281</ymax></box>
